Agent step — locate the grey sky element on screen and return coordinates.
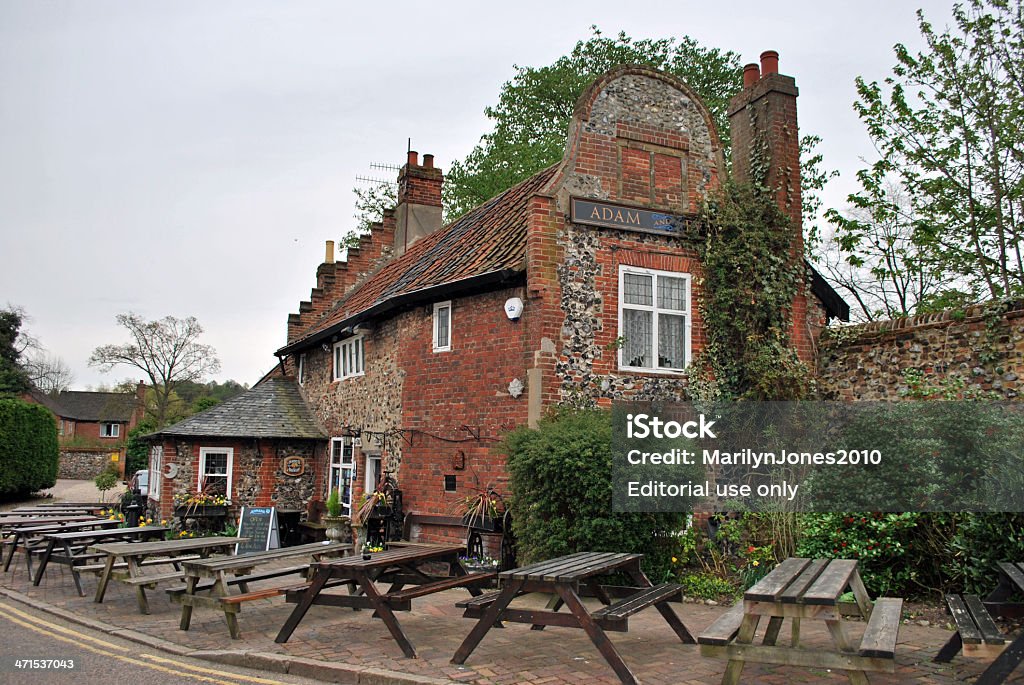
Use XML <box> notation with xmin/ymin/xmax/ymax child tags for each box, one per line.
<box><xmin>0</xmin><ymin>0</ymin><xmax>958</xmax><ymax>389</ymax></box>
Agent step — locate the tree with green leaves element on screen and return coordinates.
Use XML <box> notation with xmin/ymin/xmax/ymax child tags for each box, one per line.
<box><xmin>0</xmin><ymin>307</ymin><xmax>32</xmax><ymax>396</ymax></box>
<box><xmin>89</xmin><ymin>314</ymin><xmax>221</xmax><ymax>428</ymax></box>
<box><xmin>832</xmin><ymin>0</ymin><xmax>1024</xmax><ymax>308</ymax></box>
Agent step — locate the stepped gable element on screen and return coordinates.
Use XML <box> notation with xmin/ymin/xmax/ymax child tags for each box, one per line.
<box><xmin>281</xmin><ymin>164</ymin><xmax>558</xmax><ymax>352</ymax></box>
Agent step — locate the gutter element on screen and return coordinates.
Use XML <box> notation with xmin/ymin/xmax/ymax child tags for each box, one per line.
<box><xmin>275</xmin><ymin>268</ymin><xmax>524</xmax><ymax>358</ymax></box>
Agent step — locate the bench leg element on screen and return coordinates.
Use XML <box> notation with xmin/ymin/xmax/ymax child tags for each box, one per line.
<box><xmin>532</xmin><ymin>594</ymin><xmax>562</xmax><ymax>631</ymax></box>
<box><xmin>723</xmin><ymin>613</ymin><xmax>759</xmax><ymax>685</ymax></box>
<box><xmin>94</xmin><ymin>554</ymin><xmax>115</xmax><ymax>603</ymax></box>
<box><xmin>32</xmin><ymin>540</ymin><xmax>56</xmax><ymax>586</ymax></box>
<box><xmin>763</xmin><ymin>616</ymin><xmax>784</xmax><ymax>646</ymax></box>
<box><xmin>452</xmin><ymin>579</ymin><xmax>524</xmax><ymax>664</ymax></box>
<box><xmin>179</xmin><ymin>577</ymin><xmax>198</xmax><ymax>630</ymax></box>
<box><xmin>624</xmin><ymin>565</ymin><xmax>695</xmax><ymax>644</ymax></box>
<box><xmin>554</xmin><ymin>584</ymin><xmax>638</xmax><ymax>685</ymax></box>
<box><xmin>825</xmin><ymin>619</ymin><xmax>868</xmax><ymax>685</ymax></box>
<box><xmin>976</xmin><ymin>633</ymin><xmax>1024</xmax><ymax>685</ymax></box>
<box><xmin>276</xmin><ymin>569</ymin><xmax>332</xmax><ymax>643</ymax></box>
<box><xmin>791</xmin><ymin>617</ymin><xmax>801</xmax><ymax>648</ymax></box>
<box><xmin>934</xmin><ymin>632</ymin><xmax>963</xmax><ymax>663</ymax></box>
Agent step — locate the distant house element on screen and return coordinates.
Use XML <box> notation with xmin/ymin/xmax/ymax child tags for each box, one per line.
<box><xmin>23</xmin><ymin>382</ymin><xmax>147</xmax><ymax>478</ymax></box>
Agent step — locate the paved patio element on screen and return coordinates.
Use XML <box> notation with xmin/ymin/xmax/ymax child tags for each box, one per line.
<box><xmin>1</xmin><ymin>554</ymin><xmax>1018</xmax><ymax>684</ymax></box>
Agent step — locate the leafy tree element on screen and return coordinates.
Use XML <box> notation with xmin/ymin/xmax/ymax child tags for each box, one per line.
<box><xmin>840</xmin><ymin>0</ymin><xmax>1024</xmax><ymax>304</ymax></box>
<box><xmin>89</xmin><ymin>314</ymin><xmax>221</xmax><ymax>428</ymax></box>
<box><xmin>125</xmin><ymin>418</ymin><xmax>156</xmax><ymax>476</ymax></box>
<box><xmin>0</xmin><ymin>307</ymin><xmax>32</xmax><ymax>396</ymax></box>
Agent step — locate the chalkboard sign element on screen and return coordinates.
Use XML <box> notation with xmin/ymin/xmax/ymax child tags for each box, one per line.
<box><xmin>236</xmin><ymin>506</ymin><xmax>280</xmax><ymax>554</ymax></box>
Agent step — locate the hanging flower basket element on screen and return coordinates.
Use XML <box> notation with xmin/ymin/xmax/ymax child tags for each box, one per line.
<box><xmin>174</xmin><ymin>504</ymin><xmax>228</xmax><ymax>518</ymax></box>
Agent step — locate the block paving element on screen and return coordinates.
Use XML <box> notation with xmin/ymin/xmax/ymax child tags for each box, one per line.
<box><xmin>2</xmin><ymin>556</ymin><xmax>1020</xmax><ymax>684</ymax></box>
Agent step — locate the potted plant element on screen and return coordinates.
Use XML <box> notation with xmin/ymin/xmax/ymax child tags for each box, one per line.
<box><xmin>173</xmin><ymin>483</ymin><xmax>229</xmax><ymax>518</ymax></box>
<box><xmin>322</xmin><ymin>490</ymin><xmax>350</xmax><ymax>544</ymax></box>
<box><xmin>457</xmin><ymin>488</ymin><xmax>506</xmax><ymax>532</ymax></box>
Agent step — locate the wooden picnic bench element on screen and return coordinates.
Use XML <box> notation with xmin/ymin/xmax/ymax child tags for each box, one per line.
<box><xmin>0</xmin><ymin>514</ymin><xmax>100</xmax><ymax>533</ymax></box>
<box><xmin>276</xmin><ymin>543</ymin><xmax>493</xmax><ymax>657</ymax></box>
<box><xmin>171</xmin><ymin>541</ymin><xmax>351</xmax><ymax>638</ymax></box>
<box><xmin>935</xmin><ymin>561</ymin><xmax>1024</xmax><ymax>683</ymax></box>
<box><xmin>3</xmin><ymin>518</ymin><xmax>119</xmax><ymax>572</ymax></box>
<box><xmin>698</xmin><ymin>557</ymin><xmax>902</xmax><ymax>685</ymax></box>
<box><xmin>452</xmin><ymin>551</ymin><xmax>693</xmax><ymax>685</ymax></box>
<box><xmin>31</xmin><ymin>525</ymin><xmax>169</xmax><ymax>596</ymax></box>
<box><xmin>92</xmin><ymin>536</ymin><xmax>245</xmax><ymax>614</ymax></box>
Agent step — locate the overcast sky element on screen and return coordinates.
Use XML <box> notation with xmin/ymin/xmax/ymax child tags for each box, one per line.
<box><xmin>1</xmin><ymin>0</ymin><xmax>960</xmax><ymax>390</ymax></box>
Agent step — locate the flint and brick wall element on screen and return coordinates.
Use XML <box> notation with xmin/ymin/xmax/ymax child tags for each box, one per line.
<box><xmin>817</xmin><ymin>303</ymin><xmax>1024</xmax><ymax>400</ymax></box>
<box><xmin>58</xmin><ymin>449</ymin><xmax>118</xmax><ymax>480</ymax></box>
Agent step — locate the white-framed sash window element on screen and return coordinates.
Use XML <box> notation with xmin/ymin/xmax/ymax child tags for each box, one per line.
<box><xmin>618</xmin><ymin>265</ymin><xmax>691</xmax><ymax>374</ymax></box>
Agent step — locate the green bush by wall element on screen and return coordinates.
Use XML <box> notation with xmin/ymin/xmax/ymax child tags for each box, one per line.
<box><xmin>504</xmin><ymin>408</ymin><xmax>687</xmax><ymax>583</ymax></box>
<box><xmin>0</xmin><ymin>398</ymin><xmax>59</xmax><ymax>497</ymax></box>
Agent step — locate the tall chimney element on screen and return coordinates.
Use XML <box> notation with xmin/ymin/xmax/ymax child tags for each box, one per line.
<box><xmin>394</xmin><ymin>150</ymin><xmax>443</xmax><ymax>257</ymax></box>
<box><xmin>325</xmin><ymin>240</ymin><xmax>335</xmax><ymax>264</ymax></box>
<box><xmin>728</xmin><ymin>50</ymin><xmax>801</xmax><ymax>247</ymax></box>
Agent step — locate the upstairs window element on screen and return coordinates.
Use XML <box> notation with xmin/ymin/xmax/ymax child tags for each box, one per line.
<box><xmin>297</xmin><ymin>352</ymin><xmax>306</xmax><ymax>386</ymax></box>
<box><xmin>100</xmin><ymin>422</ymin><xmax>120</xmax><ymax>438</ymax></box>
<box><xmin>618</xmin><ymin>266</ymin><xmax>691</xmax><ymax>373</ymax></box>
<box><xmin>433</xmin><ymin>301</ymin><xmax>452</xmax><ymax>352</ymax></box>
<box><xmin>333</xmin><ymin>336</ymin><xmax>365</xmax><ymax>380</ymax></box>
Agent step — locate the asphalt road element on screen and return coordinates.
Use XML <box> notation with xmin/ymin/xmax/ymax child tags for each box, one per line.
<box><xmin>0</xmin><ymin>598</ymin><xmax>327</xmax><ymax>685</ymax></box>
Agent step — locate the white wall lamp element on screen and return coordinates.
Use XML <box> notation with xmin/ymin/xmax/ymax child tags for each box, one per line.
<box><xmin>504</xmin><ymin>297</ymin><xmax>524</xmax><ymax>321</ymax></box>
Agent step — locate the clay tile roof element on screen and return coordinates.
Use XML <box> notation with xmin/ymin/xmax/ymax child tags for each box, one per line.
<box><xmin>55</xmin><ymin>391</ymin><xmax>137</xmax><ymax>422</ymax></box>
<box><xmin>151</xmin><ymin>377</ymin><xmax>325</xmax><ymax>440</ymax></box>
<box><xmin>280</xmin><ymin>164</ymin><xmax>558</xmax><ymax>353</ymax></box>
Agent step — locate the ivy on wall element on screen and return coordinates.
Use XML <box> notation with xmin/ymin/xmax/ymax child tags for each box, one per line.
<box><xmin>692</xmin><ymin>181</ymin><xmax>812</xmax><ymax>400</ymax></box>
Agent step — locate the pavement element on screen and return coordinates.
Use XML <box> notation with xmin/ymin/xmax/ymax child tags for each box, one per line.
<box><xmin>0</xmin><ymin>482</ymin><xmax>1018</xmax><ymax>684</ymax></box>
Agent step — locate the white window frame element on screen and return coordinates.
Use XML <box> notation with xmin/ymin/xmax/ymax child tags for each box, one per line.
<box><xmin>149</xmin><ymin>445</ymin><xmax>163</xmax><ymax>500</ymax></box>
<box><xmin>100</xmin><ymin>422</ymin><xmax>120</xmax><ymax>438</ymax></box>
<box><xmin>328</xmin><ymin>437</ymin><xmax>357</xmax><ymax>517</ymax></box>
<box><xmin>364</xmin><ymin>453</ymin><xmax>382</xmax><ymax>494</ymax></box>
<box><xmin>198</xmin><ymin>447</ymin><xmax>233</xmax><ymax>500</ymax></box>
<box><xmin>333</xmin><ymin>336</ymin><xmax>365</xmax><ymax>381</ymax></box>
<box><xmin>297</xmin><ymin>352</ymin><xmax>306</xmax><ymax>386</ymax></box>
<box><xmin>617</xmin><ymin>265</ymin><xmax>691</xmax><ymax>374</ymax></box>
<box><xmin>433</xmin><ymin>301</ymin><xmax>452</xmax><ymax>352</ymax></box>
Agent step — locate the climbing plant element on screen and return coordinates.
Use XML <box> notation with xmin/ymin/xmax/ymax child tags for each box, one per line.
<box><xmin>692</xmin><ymin>181</ymin><xmax>813</xmax><ymax>400</ymax></box>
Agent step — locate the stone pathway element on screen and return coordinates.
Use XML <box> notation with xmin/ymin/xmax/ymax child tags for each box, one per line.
<box><xmin>3</xmin><ymin>554</ymin><xmax>1018</xmax><ymax>684</ymax></box>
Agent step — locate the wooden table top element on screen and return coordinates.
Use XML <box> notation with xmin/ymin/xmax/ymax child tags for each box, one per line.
<box><xmin>314</xmin><ymin>543</ymin><xmax>464</xmax><ymax>571</ymax></box>
<box><xmin>501</xmin><ymin>552</ymin><xmax>642</xmax><ymax>582</ymax></box>
<box><xmin>2</xmin><ymin>515</ymin><xmax>102</xmax><ymax>530</ymax></box>
<box><xmin>43</xmin><ymin>526</ymin><xmax>169</xmax><ymax>542</ymax></box>
<box><xmin>744</xmin><ymin>557</ymin><xmax>858</xmax><ymax>606</ymax></box>
<box><xmin>12</xmin><ymin>519</ymin><xmax>120</xmax><ymax>535</ymax></box>
<box><xmin>182</xmin><ymin>542</ymin><xmax>351</xmax><ymax>573</ymax></box>
<box><xmin>91</xmin><ymin>536</ymin><xmax>245</xmax><ymax>556</ymax></box>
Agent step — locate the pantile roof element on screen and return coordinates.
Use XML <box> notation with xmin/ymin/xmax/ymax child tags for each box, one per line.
<box><xmin>280</xmin><ymin>165</ymin><xmax>558</xmax><ymax>353</ymax></box>
<box><xmin>150</xmin><ymin>377</ymin><xmax>325</xmax><ymax>440</ymax></box>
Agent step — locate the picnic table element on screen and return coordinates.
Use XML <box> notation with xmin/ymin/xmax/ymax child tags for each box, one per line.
<box><xmin>31</xmin><ymin>525</ymin><xmax>169</xmax><ymax>595</ymax></box>
<box><xmin>936</xmin><ymin>561</ymin><xmax>1024</xmax><ymax>683</ymax></box>
<box><xmin>698</xmin><ymin>557</ymin><xmax>902</xmax><ymax>685</ymax></box>
<box><xmin>276</xmin><ymin>543</ymin><xmax>493</xmax><ymax>657</ymax></box>
<box><xmin>173</xmin><ymin>541</ymin><xmax>351</xmax><ymax>638</ymax></box>
<box><xmin>0</xmin><ymin>514</ymin><xmax>100</xmax><ymax>532</ymax></box>
<box><xmin>3</xmin><ymin>518</ymin><xmax>120</xmax><ymax>572</ymax></box>
<box><xmin>92</xmin><ymin>536</ymin><xmax>245</xmax><ymax>613</ymax></box>
<box><xmin>452</xmin><ymin>551</ymin><xmax>692</xmax><ymax>685</ymax></box>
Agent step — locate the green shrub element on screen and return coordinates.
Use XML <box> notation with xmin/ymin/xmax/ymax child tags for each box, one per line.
<box><xmin>948</xmin><ymin>513</ymin><xmax>1024</xmax><ymax>595</ymax></box>
<box><xmin>94</xmin><ymin>465</ymin><xmax>119</xmax><ymax>499</ymax></box>
<box><xmin>504</xmin><ymin>408</ymin><xmax>687</xmax><ymax>583</ymax></box>
<box><xmin>796</xmin><ymin>512</ymin><xmax>957</xmax><ymax>597</ymax></box>
<box><xmin>679</xmin><ymin>572</ymin><xmax>737</xmax><ymax>599</ymax></box>
<box><xmin>0</xmin><ymin>398</ymin><xmax>59</xmax><ymax>497</ymax></box>
<box><xmin>125</xmin><ymin>419</ymin><xmax>156</xmax><ymax>476</ymax></box>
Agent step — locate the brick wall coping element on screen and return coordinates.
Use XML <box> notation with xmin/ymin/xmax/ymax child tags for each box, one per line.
<box><xmin>821</xmin><ymin>300</ymin><xmax>1024</xmax><ymax>346</ymax></box>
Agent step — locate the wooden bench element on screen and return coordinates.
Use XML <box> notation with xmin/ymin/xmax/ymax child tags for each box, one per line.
<box><xmin>698</xmin><ymin>602</ymin><xmax>746</xmax><ymax>646</ymax></box>
<box><xmin>859</xmin><ymin>597</ymin><xmax>903</xmax><ymax>659</ymax></box>
<box><xmin>935</xmin><ymin>594</ymin><xmax>1007</xmax><ymax>662</ymax></box>
<box><xmin>592</xmin><ymin>583</ymin><xmax>682</xmax><ymax>620</ymax></box>
<box><xmin>385</xmin><ymin>572</ymin><xmax>495</xmax><ymax>603</ymax></box>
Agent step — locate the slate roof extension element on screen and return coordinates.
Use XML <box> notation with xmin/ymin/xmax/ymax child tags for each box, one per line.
<box><xmin>150</xmin><ymin>377</ymin><xmax>325</xmax><ymax>440</ymax></box>
<box><xmin>53</xmin><ymin>391</ymin><xmax>137</xmax><ymax>422</ymax></box>
<box><xmin>278</xmin><ymin>164</ymin><xmax>559</xmax><ymax>355</ymax></box>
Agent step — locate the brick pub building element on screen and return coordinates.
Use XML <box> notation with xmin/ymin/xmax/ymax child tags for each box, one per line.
<box><xmin>148</xmin><ymin>55</ymin><xmax>846</xmax><ymax>540</ymax></box>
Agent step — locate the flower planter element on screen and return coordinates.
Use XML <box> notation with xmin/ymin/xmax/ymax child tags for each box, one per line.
<box><xmin>462</xmin><ymin>514</ymin><xmax>503</xmax><ymax>532</ymax></box>
<box><xmin>174</xmin><ymin>505</ymin><xmax>228</xmax><ymax>518</ymax></box>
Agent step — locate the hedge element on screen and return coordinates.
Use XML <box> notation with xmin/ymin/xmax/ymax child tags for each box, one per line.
<box><xmin>0</xmin><ymin>398</ymin><xmax>59</xmax><ymax>496</ymax></box>
<box><xmin>504</xmin><ymin>408</ymin><xmax>687</xmax><ymax>583</ymax></box>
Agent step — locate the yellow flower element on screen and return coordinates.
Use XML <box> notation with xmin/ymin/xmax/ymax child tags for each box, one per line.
<box><xmin>752</xmin><ymin>560</ymin><xmax>760</xmax><ymax>567</ymax></box>
<box><xmin>108</xmin><ymin>515</ymin><xmax>117</xmax><ymax>520</ymax></box>
<box><xmin>160</xmin><ymin>519</ymin><xmax>167</xmax><ymax>525</ymax></box>
<box><xmin>671</xmin><ymin>556</ymin><xmax>678</xmax><ymax>563</ymax></box>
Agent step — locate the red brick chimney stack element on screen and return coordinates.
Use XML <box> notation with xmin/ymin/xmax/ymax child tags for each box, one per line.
<box><xmin>728</xmin><ymin>49</ymin><xmax>802</xmax><ymax>251</ymax></box>
<box><xmin>395</xmin><ymin>150</ymin><xmax>443</xmax><ymax>256</ymax></box>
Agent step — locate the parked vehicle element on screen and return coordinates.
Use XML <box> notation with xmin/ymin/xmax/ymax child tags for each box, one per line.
<box><xmin>129</xmin><ymin>469</ymin><xmax>149</xmax><ymax>497</ymax></box>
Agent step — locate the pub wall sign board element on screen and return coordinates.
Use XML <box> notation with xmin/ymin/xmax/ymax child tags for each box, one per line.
<box><xmin>281</xmin><ymin>456</ymin><xmax>306</xmax><ymax>477</ymax></box>
<box><xmin>570</xmin><ymin>197</ymin><xmax>695</xmax><ymax>236</ymax></box>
